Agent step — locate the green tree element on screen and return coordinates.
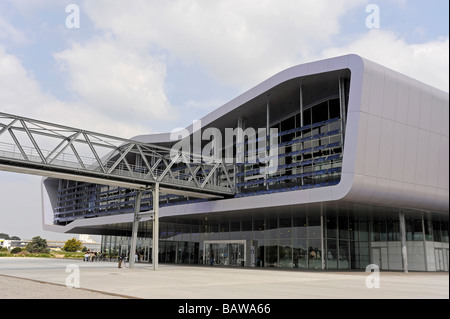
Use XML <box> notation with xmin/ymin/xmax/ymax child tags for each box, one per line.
<box><xmin>25</xmin><ymin>236</ymin><xmax>49</xmax><ymax>254</ymax></box>
<box><xmin>0</xmin><ymin>233</ymin><xmax>21</xmax><ymax>240</ymax></box>
<box><xmin>63</xmin><ymin>238</ymin><xmax>83</xmax><ymax>252</ymax></box>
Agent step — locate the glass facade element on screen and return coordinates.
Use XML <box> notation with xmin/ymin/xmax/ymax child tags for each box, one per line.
<box><xmin>101</xmin><ymin>205</ymin><xmax>449</xmax><ymax>271</ymax></box>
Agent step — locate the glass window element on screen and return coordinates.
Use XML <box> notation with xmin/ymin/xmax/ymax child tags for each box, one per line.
<box><xmin>293</xmin><ymin>238</ymin><xmax>307</xmax><ymax>269</ymax></box>
<box><xmin>387</xmin><ymin>216</ymin><xmax>400</xmax><ymax>241</ymax></box>
<box><xmin>241</xmin><ymin>218</ymin><xmax>253</xmax><ymax>240</ymax></box>
<box><xmin>265</xmin><ymin>216</ymin><xmax>278</xmax><ymax>240</ymax></box>
<box><xmin>349</xmin><ymin>215</ymin><xmax>359</xmax><ymax>241</ymax></box>
<box><xmin>350</xmin><ymin>241</ymin><xmax>360</xmax><ymax>269</ymax></box>
<box><xmin>424</xmin><ymin>213</ymin><xmax>433</xmax><ymax>241</ymax></box>
<box><xmin>307</xmin><ymin>213</ymin><xmax>321</xmax><ymax>239</ymax></box>
<box><xmin>308</xmin><ymin>239</ymin><xmax>322</xmax><ymax>269</ymax></box>
<box><xmin>372</xmin><ymin>216</ymin><xmax>381</xmax><ymax>241</ymax></box>
<box><xmin>372</xmin><ymin>215</ymin><xmax>387</xmax><ymax>241</ymax></box>
<box><xmin>230</xmin><ymin>219</ymin><xmax>240</xmax><ymax>232</ymax></box>
<box><xmin>209</xmin><ymin>222</ymin><xmax>220</xmax><ymax>240</ymax></box>
<box><xmin>256</xmin><ymin>240</ymin><xmax>265</xmax><ymax>267</ymax></box>
<box><xmin>433</xmin><ymin>218</ymin><xmax>442</xmax><ymax>242</ymax></box>
<box><xmin>293</xmin><ymin>214</ymin><xmax>307</xmax><ymax>238</ymax></box>
<box><xmin>406</xmin><ymin>215</ymin><xmax>423</xmax><ymax>241</ymax></box>
<box><xmin>279</xmin><ymin>239</ymin><xmax>293</xmax><ymax>268</ymax></box>
<box><xmin>339</xmin><ymin>214</ymin><xmax>349</xmax><ymax>239</ymax></box>
<box><xmin>264</xmin><ymin>241</ymin><xmax>278</xmax><ymax>267</ymax></box>
<box><xmin>359</xmin><ymin>220</ymin><xmax>369</xmax><ymax>241</ymax></box>
<box><xmin>254</xmin><ymin>217</ymin><xmax>265</xmax><ymax>239</ymax></box>
<box><xmin>326</xmin><ymin>239</ymin><xmax>337</xmax><ymax>269</ymax></box>
<box><xmin>339</xmin><ymin>240</ymin><xmax>350</xmax><ymax>269</ymax></box>
<box><xmin>279</xmin><ymin>216</ymin><xmax>292</xmax><ymax>239</ymax></box>
<box><xmin>326</xmin><ymin>212</ymin><xmax>337</xmax><ymax>239</ymax></box>
<box><xmin>219</xmin><ymin>220</ymin><xmax>229</xmax><ymax>233</ymax></box>
<box><xmin>441</xmin><ymin>219</ymin><xmax>449</xmax><ymax>243</ymax></box>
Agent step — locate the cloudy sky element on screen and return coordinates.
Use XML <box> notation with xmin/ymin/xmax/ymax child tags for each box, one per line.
<box><xmin>0</xmin><ymin>0</ymin><xmax>448</xmax><ymax>241</ymax></box>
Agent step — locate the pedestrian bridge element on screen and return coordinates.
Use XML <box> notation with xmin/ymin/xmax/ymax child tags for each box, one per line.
<box><xmin>0</xmin><ymin>112</ymin><xmax>236</xmax><ymax>199</ymax></box>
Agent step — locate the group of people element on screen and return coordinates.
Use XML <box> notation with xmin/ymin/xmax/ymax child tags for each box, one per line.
<box><xmin>83</xmin><ymin>251</ymin><xmax>98</xmax><ymax>262</ymax></box>
<box><xmin>82</xmin><ymin>249</ymin><xmax>142</xmax><ymax>267</ymax></box>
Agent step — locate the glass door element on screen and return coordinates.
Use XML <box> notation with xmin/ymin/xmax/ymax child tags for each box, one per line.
<box><xmin>435</xmin><ymin>248</ymin><xmax>444</xmax><ymax>271</ymax></box>
<box><xmin>228</xmin><ymin>243</ymin><xmax>244</xmax><ymax>266</ymax></box>
<box><xmin>204</xmin><ymin>240</ymin><xmax>246</xmax><ymax>267</ymax></box>
<box><xmin>140</xmin><ymin>245</ymin><xmax>149</xmax><ymax>262</ymax></box>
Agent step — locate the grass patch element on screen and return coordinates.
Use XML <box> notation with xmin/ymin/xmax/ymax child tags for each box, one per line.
<box><xmin>0</xmin><ymin>250</ymin><xmax>84</xmax><ymax>259</ymax></box>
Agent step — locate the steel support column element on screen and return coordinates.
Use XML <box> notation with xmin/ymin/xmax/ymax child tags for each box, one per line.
<box><xmin>320</xmin><ymin>203</ymin><xmax>325</xmax><ymax>270</ymax></box>
<box><xmin>266</xmin><ymin>97</ymin><xmax>270</xmax><ymax>190</ymax></box>
<box><xmin>129</xmin><ymin>190</ymin><xmax>143</xmax><ymax>269</ymax></box>
<box><xmin>299</xmin><ymin>83</ymin><xmax>304</xmax><ymax>186</ymax></box>
<box><xmin>338</xmin><ymin>78</ymin><xmax>346</xmax><ymax>146</ymax></box>
<box><xmin>152</xmin><ymin>183</ymin><xmax>159</xmax><ymax>270</ymax></box>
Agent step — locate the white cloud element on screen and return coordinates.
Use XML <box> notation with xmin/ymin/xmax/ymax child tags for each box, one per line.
<box><xmin>320</xmin><ymin>30</ymin><xmax>449</xmax><ymax>92</ymax></box>
<box><xmin>83</xmin><ymin>0</ymin><xmax>367</xmax><ymax>89</ymax></box>
<box><xmin>54</xmin><ymin>39</ymin><xmax>176</xmax><ymax>128</ymax></box>
<box><xmin>0</xmin><ymin>46</ymin><xmax>157</xmax><ymax>138</ymax></box>
<box><xmin>0</xmin><ymin>12</ymin><xmax>27</xmax><ymax>45</ymax></box>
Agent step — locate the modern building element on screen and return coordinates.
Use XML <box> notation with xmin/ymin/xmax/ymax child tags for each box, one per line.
<box><xmin>42</xmin><ymin>54</ymin><xmax>449</xmax><ymax>271</ymax></box>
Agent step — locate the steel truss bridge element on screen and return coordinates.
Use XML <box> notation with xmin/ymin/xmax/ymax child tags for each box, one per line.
<box><xmin>0</xmin><ymin>112</ymin><xmax>237</xmax><ymax>269</ymax></box>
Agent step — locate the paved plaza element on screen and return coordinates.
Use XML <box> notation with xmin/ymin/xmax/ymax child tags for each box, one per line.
<box><xmin>0</xmin><ymin>257</ymin><xmax>448</xmax><ymax>299</ymax></box>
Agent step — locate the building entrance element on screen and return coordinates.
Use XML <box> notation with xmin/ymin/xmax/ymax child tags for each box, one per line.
<box><xmin>140</xmin><ymin>245</ymin><xmax>150</xmax><ymax>262</ymax></box>
<box><xmin>204</xmin><ymin>240</ymin><xmax>246</xmax><ymax>267</ymax></box>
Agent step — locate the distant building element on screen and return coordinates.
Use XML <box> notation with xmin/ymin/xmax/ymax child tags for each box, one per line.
<box><xmin>79</xmin><ymin>234</ymin><xmax>96</xmax><ymax>243</ymax></box>
<box><xmin>1</xmin><ymin>239</ymin><xmax>29</xmax><ymax>250</ymax></box>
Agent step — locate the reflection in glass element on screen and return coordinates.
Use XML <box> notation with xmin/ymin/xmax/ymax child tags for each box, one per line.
<box><xmin>265</xmin><ymin>241</ymin><xmax>278</xmax><ymax>267</ymax></box>
<box><xmin>387</xmin><ymin>216</ymin><xmax>400</xmax><ymax>241</ymax></box>
<box><xmin>293</xmin><ymin>238</ymin><xmax>307</xmax><ymax>268</ymax></box>
<box><xmin>339</xmin><ymin>240</ymin><xmax>350</xmax><ymax>269</ymax></box>
<box><xmin>308</xmin><ymin>239</ymin><xmax>322</xmax><ymax>269</ymax></box>
<box><xmin>326</xmin><ymin>239</ymin><xmax>337</xmax><ymax>269</ymax></box>
<box><xmin>279</xmin><ymin>239</ymin><xmax>293</xmax><ymax>268</ymax></box>
<box><xmin>326</xmin><ymin>212</ymin><xmax>337</xmax><ymax>239</ymax></box>
<box><xmin>406</xmin><ymin>216</ymin><xmax>423</xmax><ymax>241</ymax></box>
<box><xmin>339</xmin><ymin>215</ymin><xmax>349</xmax><ymax>239</ymax></box>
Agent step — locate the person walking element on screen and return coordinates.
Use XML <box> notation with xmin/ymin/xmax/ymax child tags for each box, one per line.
<box><xmin>210</xmin><ymin>251</ymin><xmax>214</xmax><ymax>266</ymax></box>
<box><xmin>118</xmin><ymin>254</ymin><xmax>123</xmax><ymax>268</ymax></box>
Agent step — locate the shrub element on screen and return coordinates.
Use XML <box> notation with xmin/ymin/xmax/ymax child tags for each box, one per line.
<box><xmin>10</xmin><ymin>247</ymin><xmax>22</xmax><ymax>254</ymax></box>
<box><xmin>63</xmin><ymin>238</ymin><xmax>83</xmax><ymax>252</ymax></box>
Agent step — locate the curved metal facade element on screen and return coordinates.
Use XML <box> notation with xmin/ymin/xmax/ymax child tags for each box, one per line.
<box><xmin>41</xmin><ymin>54</ymin><xmax>449</xmax><ymax>271</ymax></box>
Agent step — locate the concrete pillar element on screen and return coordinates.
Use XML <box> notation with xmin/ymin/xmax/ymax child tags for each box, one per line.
<box><xmin>399</xmin><ymin>211</ymin><xmax>408</xmax><ymax>273</ymax></box>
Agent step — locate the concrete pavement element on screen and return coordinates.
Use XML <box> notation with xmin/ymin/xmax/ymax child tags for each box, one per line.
<box><xmin>0</xmin><ymin>257</ymin><xmax>448</xmax><ymax>299</ymax></box>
